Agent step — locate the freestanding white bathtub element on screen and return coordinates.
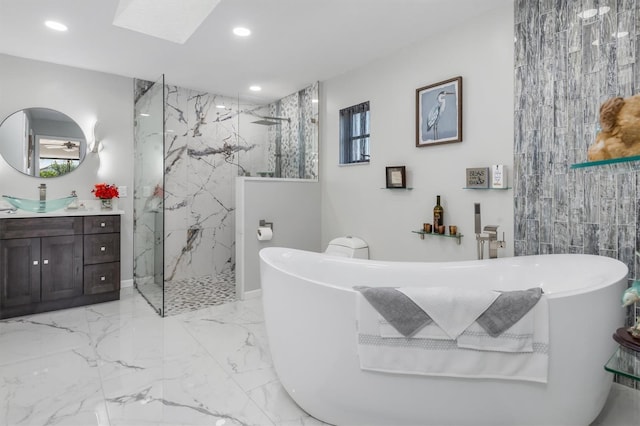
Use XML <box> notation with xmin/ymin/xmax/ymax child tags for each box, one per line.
<box><xmin>259</xmin><ymin>248</ymin><xmax>628</xmax><ymax>426</ymax></box>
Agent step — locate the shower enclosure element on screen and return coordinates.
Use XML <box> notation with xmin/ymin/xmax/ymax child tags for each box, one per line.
<box><xmin>133</xmin><ymin>79</ymin><xmax>319</xmax><ymax>316</ymax></box>
<box><xmin>133</xmin><ymin>75</ymin><xmax>165</xmax><ymax>313</ymax></box>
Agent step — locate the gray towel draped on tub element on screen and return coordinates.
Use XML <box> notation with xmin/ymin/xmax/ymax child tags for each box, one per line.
<box><xmin>355</xmin><ymin>286</ymin><xmax>543</xmax><ymax>338</ymax></box>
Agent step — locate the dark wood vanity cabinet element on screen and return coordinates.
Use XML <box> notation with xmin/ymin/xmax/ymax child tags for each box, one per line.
<box><xmin>0</xmin><ymin>215</ymin><xmax>121</xmax><ymax>319</ymax></box>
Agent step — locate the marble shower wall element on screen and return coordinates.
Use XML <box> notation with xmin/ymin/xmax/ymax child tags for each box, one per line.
<box><xmin>266</xmin><ymin>82</ymin><xmax>319</xmax><ymax>179</ymax></box>
<box><xmin>514</xmin><ymin>0</ymin><xmax>640</xmax><ymax>325</ymax></box>
<box><xmin>163</xmin><ymin>86</ymin><xmax>265</xmax><ymax>283</ymax></box>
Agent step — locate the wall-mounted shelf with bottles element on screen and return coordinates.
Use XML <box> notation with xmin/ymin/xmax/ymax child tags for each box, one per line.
<box><xmin>412</xmin><ymin>230</ymin><xmax>463</xmax><ymax>245</ymax></box>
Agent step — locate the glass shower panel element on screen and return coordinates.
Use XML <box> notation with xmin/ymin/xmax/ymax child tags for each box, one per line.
<box><xmin>133</xmin><ymin>75</ymin><xmax>165</xmax><ymax>316</ymax></box>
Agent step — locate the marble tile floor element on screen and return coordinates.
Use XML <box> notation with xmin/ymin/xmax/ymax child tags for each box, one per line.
<box><xmin>0</xmin><ymin>288</ymin><xmax>637</xmax><ymax>426</ymax></box>
<box><xmin>0</xmin><ymin>288</ymin><xmax>325</xmax><ymax>426</ymax></box>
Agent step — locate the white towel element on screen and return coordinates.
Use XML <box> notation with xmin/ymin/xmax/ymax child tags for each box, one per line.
<box><xmin>379</xmin><ymin>313</ymin><xmax>534</xmax><ymax>353</ymax></box>
<box><xmin>397</xmin><ymin>287</ymin><xmax>500</xmax><ymax>339</ymax></box>
<box><xmin>456</xmin><ymin>309</ymin><xmax>535</xmax><ymax>353</ymax></box>
<box><xmin>380</xmin><ymin>320</ymin><xmax>450</xmax><ymax>340</ymax></box>
<box><xmin>356</xmin><ymin>292</ymin><xmax>549</xmax><ymax>383</ymax></box>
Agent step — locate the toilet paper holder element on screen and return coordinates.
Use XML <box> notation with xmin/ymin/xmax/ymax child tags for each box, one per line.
<box><xmin>259</xmin><ymin>219</ymin><xmax>273</xmax><ymax>231</ymax></box>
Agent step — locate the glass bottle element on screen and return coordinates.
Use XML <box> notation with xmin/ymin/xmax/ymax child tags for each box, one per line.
<box><xmin>433</xmin><ymin>195</ymin><xmax>443</xmax><ymax>229</ymax></box>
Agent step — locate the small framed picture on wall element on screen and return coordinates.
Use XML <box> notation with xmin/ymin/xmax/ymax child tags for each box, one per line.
<box><xmin>386</xmin><ymin>166</ymin><xmax>406</xmax><ymax>188</ymax></box>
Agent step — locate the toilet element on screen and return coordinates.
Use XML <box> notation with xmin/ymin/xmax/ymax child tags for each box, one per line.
<box><xmin>325</xmin><ymin>236</ymin><xmax>369</xmax><ymax>259</ymax></box>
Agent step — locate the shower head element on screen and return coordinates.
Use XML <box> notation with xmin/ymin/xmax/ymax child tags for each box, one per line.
<box><xmin>252</xmin><ymin>119</ymin><xmax>280</xmax><ymax>126</ymax></box>
<box><xmin>250</xmin><ymin>115</ymin><xmax>291</xmax><ymax>126</ymax></box>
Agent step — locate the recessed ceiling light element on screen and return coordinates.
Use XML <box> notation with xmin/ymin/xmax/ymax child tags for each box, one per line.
<box><xmin>166</xmin><ymin>129</ymin><xmax>174</xmax><ymax>133</ymax></box>
<box><xmin>312</xmin><ymin>99</ymin><xmax>319</xmax><ymax>103</ymax></box>
<box><xmin>599</xmin><ymin>6</ymin><xmax>611</xmax><ymax>15</ymax></box>
<box><xmin>578</xmin><ymin>6</ymin><xmax>610</xmax><ymax>19</ymax></box>
<box><xmin>578</xmin><ymin>9</ymin><xmax>597</xmax><ymax>19</ymax></box>
<box><xmin>216</xmin><ymin>104</ymin><xmax>226</xmax><ymax>109</ymax></box>
<box><xmin>140</xmin><ymin>113</ymin><xmax>150</xmax><ymax>117</ymax></box>
<box><xmin>249</xmin><ymin>85</ymin><xmax>262</xmax><ymax>92</ymax></box>
<box><xmin>233</xmin><ymin>27</ymin><xmax>251</xmax><ymax>37</ymax></box>
<box><xmin>45</xmin><ymin>20</ymin><xmax>68</xmax><ymax>32</ymax></box>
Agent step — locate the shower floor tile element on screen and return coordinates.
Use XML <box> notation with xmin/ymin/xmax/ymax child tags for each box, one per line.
<box><xmin>136</xmin><ymin>271</ymin><xmax>236</xmax><ymax>317</ymax></box>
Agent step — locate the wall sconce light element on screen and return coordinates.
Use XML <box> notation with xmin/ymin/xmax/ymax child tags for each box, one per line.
<box><xmin>90</xmin><ymin>121</ymin><xmax>103</xmax><ymax>153</ymax></box>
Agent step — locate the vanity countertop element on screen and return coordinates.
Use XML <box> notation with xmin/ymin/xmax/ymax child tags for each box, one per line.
<box><xmin>1</xmin><ymin>208</ymin><xmax>124</xmax><ymax>218</ymax></box>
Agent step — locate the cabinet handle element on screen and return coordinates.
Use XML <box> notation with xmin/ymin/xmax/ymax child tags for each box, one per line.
<box><xmin>100</xmin><ymin>276</ymin><xmax>106</xmax><ymax>281</ymax></box>
<box><xmin>43</xmin><ymin>259</ymin><xmax>49</xmax><ymax>265</ymax></box>
<box><xmin>100</xmin><ymin>246</ymin><xmax>106</xmax><ymax>252</ymax></box>
<box><xmin>33</xmin><ymin>260</ymin><xmax>39</xmax><ymax>265</ymax></box>
<box><xmin>100</xmin><ymin>222</ymin><xmax>106</xmax><ymax>227</ymax></box>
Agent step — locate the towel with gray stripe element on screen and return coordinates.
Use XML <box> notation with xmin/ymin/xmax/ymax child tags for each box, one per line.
<box><xmin>355</xmin><ymin>286</ymin><xmax>543</xmax><ymax>338</ymax></box>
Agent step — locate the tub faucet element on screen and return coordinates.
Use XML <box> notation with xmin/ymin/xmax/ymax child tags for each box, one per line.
<box><xmin>474</xmin><ymin>203</ymin><xmax>506</xmax><ymax>259</ymax></box>
<box><xmin>39</xmin><ymin>183</ymin><xmax>47</xmax><ymax>201</ymax></box>
<box><xmin>483</xmin><ymin>225</ymin><xmax>505</xmax><ymax>259</ymax></box>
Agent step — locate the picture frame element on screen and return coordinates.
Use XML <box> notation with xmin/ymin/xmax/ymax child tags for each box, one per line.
<box><xmin>416</xmin><ymin>76</ymin><xmax>462</xmax><ymax>147</ymax></box>
<box><xmin>386</xmin><ymin>166</ymin><xmax>406</xmax><ymax>188</ymax></box>
<box><xmin>466</xmin><ymin>167</ymin><xmax>489</xmax><ymax>188</ymax></box>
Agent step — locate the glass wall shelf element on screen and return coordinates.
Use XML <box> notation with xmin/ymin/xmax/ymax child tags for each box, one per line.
<box><xmin>412</xmin><ymin>230</ymin><xmax>463</xmax><ymax>245</ymax></box>
<box><xmin>605</xmin><ymin>346</ymin><xmax>640</xmax><ymax>382</ymax></box>
<box><xmin>571</xmin><ymin>154</ymin><xmax>640</xmax><ymax>169</ymax></box>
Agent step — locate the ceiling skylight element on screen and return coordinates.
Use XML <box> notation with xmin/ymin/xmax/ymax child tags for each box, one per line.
<box><xmin>249</xmin><ymin>86</ymin><xmax>262</xmax><ymax>92</ymax></box>
<box><xmin>112</xmin><ymin>0</ymin><xmax>221</xmax><ymax>44</ymax></box>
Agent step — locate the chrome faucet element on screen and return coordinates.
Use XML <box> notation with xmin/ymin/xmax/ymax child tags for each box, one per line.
<box><xmin>39</xmin><ymin>183</ymin><xmax>47</xmax><ymax>201</ymax></box>
<box><xmin>474</xmin><ymin>203</ymin><xmax>506</xmax><ymax>259</ymax></box>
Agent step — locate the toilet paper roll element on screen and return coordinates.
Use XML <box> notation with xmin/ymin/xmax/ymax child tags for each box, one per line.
<box><xmin>257</xmin><ymin>226</ymin><xmax>273</xmax><ymax>241</ymax></box>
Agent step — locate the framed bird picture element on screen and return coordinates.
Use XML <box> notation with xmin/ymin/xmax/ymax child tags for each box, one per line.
<box><xmin>415</xmin><ymin>76</ymin><xmax>462</xmax><ymax>147</ymax></box>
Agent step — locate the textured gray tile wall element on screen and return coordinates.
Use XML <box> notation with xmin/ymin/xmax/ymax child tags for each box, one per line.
<box><xmin>514</xmin><ymin>0</ymin><xmax>640</xmax><ymax>331</ymax></box>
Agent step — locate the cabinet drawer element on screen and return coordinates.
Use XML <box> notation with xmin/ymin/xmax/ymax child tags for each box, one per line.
<box><xmin>83</xmin><ymin>216</ymin><xmax>120</xmax><ymax>234</ymax></box>
<box><xmin>84</xmin><ymin>233</ymin><xmax>120</xmax><ymax>264</ymax></box>
<box><xmin>84</xmin><ymin>262</ymin><xmax>120</xmax><ymax>295</ymax></box>
<box><xmin>0</xmin><ymin>217</ymin><xmax>82</xmax><ymax>239</ymax></box>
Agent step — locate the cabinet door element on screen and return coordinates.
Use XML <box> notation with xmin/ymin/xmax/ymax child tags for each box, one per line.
<box><xmin>0</xmin><ymin>238</ymin><xmax>41</xmax><ymax>308</ymax></box>
<box><xmin>41</xmin><ymin>235</ymin><xmax>83</xmax><ymax>301</ymax></box>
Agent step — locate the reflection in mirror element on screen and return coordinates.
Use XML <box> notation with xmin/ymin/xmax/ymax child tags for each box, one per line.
<box><xmin>0</xmin><ymin>108</ymin><xmax>87</xmax><ymax>178</ymax></box>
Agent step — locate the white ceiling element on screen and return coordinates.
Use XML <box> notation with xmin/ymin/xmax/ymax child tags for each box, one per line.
<box><xmin>0</xmin><ymin>0</ymin><xmax>510</xmax><ymax>103</ymax></box>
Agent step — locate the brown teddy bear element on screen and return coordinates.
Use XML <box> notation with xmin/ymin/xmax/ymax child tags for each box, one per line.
<box><xmin>587</xmin><ymin>94</ymin><xmax>640</xmax><ymax>161</ymax></box>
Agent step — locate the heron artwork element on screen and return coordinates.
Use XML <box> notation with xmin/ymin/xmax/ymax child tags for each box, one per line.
<box><xmin>426</xmin><ymin>90</ymin><xmax>455</xmax><ymax>140</ymax></box>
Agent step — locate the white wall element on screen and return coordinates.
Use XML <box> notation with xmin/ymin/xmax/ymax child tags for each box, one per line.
<box><xmin>320</xmin><ymin>4</ymin><xmax>514</xmax><ymax>262</ymax></box>
<box><xmin>0</xmin><ymin>54</ymin><xmax>134</xmax><ymax>280</ymax></box>
<box><xmin>236</xmin><ymin>177</ymin><xmax>321</xmax><ymax>295</ymax></box>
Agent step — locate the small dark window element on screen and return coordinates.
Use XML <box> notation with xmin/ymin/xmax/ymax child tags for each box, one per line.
<box><xmin>339</xmin><ymin>101</ymin><xmax>370</xmax><ymax>164</ymax></box>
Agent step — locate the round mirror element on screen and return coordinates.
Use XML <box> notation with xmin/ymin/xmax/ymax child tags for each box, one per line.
<box><xmin>0</xmin><ymin>108</ymin><xmax>87</xmax><ymax>178</ymax></box>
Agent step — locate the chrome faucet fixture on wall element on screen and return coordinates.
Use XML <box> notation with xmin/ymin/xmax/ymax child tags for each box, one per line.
<box><xmin>474</xmin><ymin>203</ymin><xmax>505</xmax><ymax>259</ymax></box>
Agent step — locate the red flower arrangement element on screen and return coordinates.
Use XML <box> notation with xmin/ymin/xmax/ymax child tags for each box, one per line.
<box><xmin>92</xmin><ymin>183</ymin><xmax>119</xmax><ymax>199</ymax></box>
